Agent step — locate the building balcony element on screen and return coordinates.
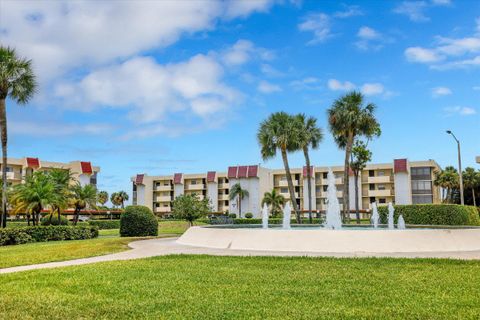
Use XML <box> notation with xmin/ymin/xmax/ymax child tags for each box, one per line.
<box><xmin>316</xmin><ymin>191</ymin><xmax>343</xmax><ymax>198</ymax></box>
<box><xmin>366</xmin><ymin>176</ymin><xmax>391</xmax><ymax>184</ymax></box>
<box><xmin>218</xmin><ymin>194</ymin><xmax>230</xmax><ymax>201</ymax></box>
<box><xmin>277</xmin><ymin>179</ymin><xmax>300</xmax><ymax>187</ymax></box>
<box><xmin>155</xmin><ymin>185</ymin><xmax>172</xmax><ymax>191</ymax></box>
<box><xmin>155</xmin><ymin>206</ymin><xmax>171</xmax><ymax>213</ymax></box>
<box><xmin>218</xmin><ymin>183</ymin><xmax>228</xmax><ymax>189</ymax></box>
<box><xmin>186</xmin><ymin>184</ymin><xmax>205</xmax><ymax>191</ymax></box>
<box><xmin>367</xmin><ymin>190</ymin><xmax>392</xmax><ymax>197</ymax></box>
<box><xmin>6</xmin><ymin>172</ymin><xmax>22</xmax><ymax>180</ymax></box>
<box><xmin>155</xmin><ymin>196</ymin><xmax>172</xmax><ymax>202</ymax></box>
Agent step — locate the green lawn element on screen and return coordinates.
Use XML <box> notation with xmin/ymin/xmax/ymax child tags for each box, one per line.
<box><xmin>1</xmin><ymin>255</ymin><xmax>479</xmax><ymax>319</ymax></box>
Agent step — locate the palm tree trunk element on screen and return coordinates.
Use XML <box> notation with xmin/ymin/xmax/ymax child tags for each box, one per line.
<box><xmin>0</xmin><ymin>98</ymin><xmax>8</xmax><ymax>228</ymax></box>
<box><xmin>26</xmin><ymin>214</ymin><xmax>30</xmax><ymax>226</ymax></box>
<box><xmin>57</xmin><ymin>207</ymin><xmax>61</xmax><ymax>224</ymax></box>
<box><xmin>303</xmin><ymin>146</ymin><xmax>313</xmax><ymax>224</ymax></box>
<box><xmin>343</xmin><ymin>133</ymin><xmax>354</xmax><ymax>221</ymax></box>
<box><xmin>472</xmin><ymin>188</ymin><xmax>476</xmax><ymax>207</ymax></box>
<box><xmin>354</xmin><ymin>172</ymin><xmax>360</xmax><ymax>224</ymax></box>
<box><xmin>238</xmin><ymin>196</ymin><xmax>242</xmax><ymax>218</ymax></box>
<box><xmin>281</xmin><ymin>148</ymin><xmax>300</xmax><ymax>223</ymax></box>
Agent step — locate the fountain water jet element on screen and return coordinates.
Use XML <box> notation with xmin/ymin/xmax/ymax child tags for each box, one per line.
<box><xmin>324</xmin><ymin>168</ymin><xmax>342</xmax><ymax>230</ymax></box>
<box><xmin>370</xmin><ymin>202</ymin><xmax>379</xmax><ymax>228</ymax></box>
<box><xmin>388</xmin><ymin>202</ymin><xmax>395</xmax><ymax>230</ymax></box>
<box><xmin>398</xmin><ymin>215</ymin><xmax>406</xmax><ymax>230</ymax></box>
<box><xmin>262</xmin><ymin>203</ymin><xmax>269</xmax><ymax>229</ymax></box>
<box><xmin>282</xmin><ymin>202</ymin><xmax>291</xmax><ymax>229</ymax></box>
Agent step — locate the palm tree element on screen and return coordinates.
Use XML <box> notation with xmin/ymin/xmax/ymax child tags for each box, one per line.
<box><xmin>48</xmin><ymin>168</ymin><xmax>73</xmax><ymax>224</ymax></box>
<box><xmin>71</xmin><ymin>183</ymin><xmax>98</xmax><ymax>225</ymax></box>
<box><xmin>97</xmin><ymin>191</ymin><xmax>109</xmax><ymax>207</ymax></box>
<box><xmin>116</xmin><ymin>191</ymin><xmax>129</xmax><ymax>208</ymax></box>
<box><xmin>229</xmin><ymin>183</ymin><xmax>249</xmax><ymax>218</ymax></box>
<box><xmin>294</xmin><ymin>114</ymin><xmax>323</xmax><ymax>223</ymax></box>
<box><xmin>350</xmin><ymin>140</ymin><xmax>372</xmax><ymax>223</ymax></box>
<box><xmin>110</xmin><ymin>192</ymin><xmax>120</xmax><ymax>208</ymax></box>
<box><xmin>463</xmin><ymin>167</ymin><xmax>479</xmax><ymax>207</ymax></box>
<box><xmin>261</xmin><ymin>189</ymin><xmax>285</xmax><ymax>218</ymax></box>
<box><xmin>435</xmin><ymin>166</ymin><xmax>459</xmax><ymax>203</ymax></box>
<box><xmin>257</xmin><ymin>112</ymin><xmax>302</xmax><ymax>222</ymax></box>
<box><xmin>327</xmin><ymin>91</ymin><xmax>380</xmax><ymax>220</ymax></box>
<box><xmin>0</xmin><ymin>47</ymin><xmax>37</xmax><ymax>228</ymax></box>
<box><xmin>10</xmin><ymin>171</ymin><xmax>55</xmax><ymax>226</ymax></box>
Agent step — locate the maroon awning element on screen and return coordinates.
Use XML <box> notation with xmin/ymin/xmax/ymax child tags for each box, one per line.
<box><xmin>394</xmin><ymin>159</ymin><xmax>408</xmax><ymax>173</ymax></box>
<box><xmin>207</xmin><ymin>171</ymin><xmax>216</xmax><ymax>183</ymax></box>
<box><xmin>26</xmin><ymin>157</ymin><xmax>40</xmax><ymax>168</ymax></box>
<box><xmin>80</xmin><ymin>161</ymin><xmax>93</xmax><ymax>174</ymax></box>
<box><xmin>227</xmin><ymin>166</ymin><xmax>238</xmax><ymax>179</ymax></box>
<box><xmin>303</xmin><ymin>166</ymin><xmax>314</xmax><ymax>177</ymax></box>
<box><xmin>173</xmin><ymin>173</ymin><xmax>183</xmax><ymax>184</ymax></box>
<box><xmin>237</xmin><ymin>166</ymin><xmax>248</xmax><ymax>178</ymax></box>
<box><xmin>247</xmin><ymin>165</ymin><xmax>258</xmax><ymax>177</ymax></box>
<box><xmin>135</xmin><ymin>174</ymin><xmax>144</xmax><ymax>184</ymax></box>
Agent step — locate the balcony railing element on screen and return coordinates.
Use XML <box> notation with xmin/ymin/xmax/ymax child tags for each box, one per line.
<box><xmin>155</xmin><ymin>185</ymin><xmax>172</xmax><ymax>191</ymax></box>
<box><xmin>366</xmin><ymin>176</ymin><xmax>391</xmax><ymax>184</ymax></box>
<box><xmin>367</xmin><ymin>190</ymin><xmax>392</xmax><ymax>197</ymax></box>
<box><xmin>186</xmin><ymin>184</ymin><xmax>205</xmax><ymax>190</ymax></box>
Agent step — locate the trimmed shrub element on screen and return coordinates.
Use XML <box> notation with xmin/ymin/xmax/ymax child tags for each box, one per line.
<box><xmin>378</xmin><ymin>204</ymin><xmax>480</xmax><ymax>226</ymax></box>
<box><xmin>244</xmin><ymin>212</ymin><xmax>253</xmax><ymax>219</ymax></box>
<box><xmin>41</xmin><ymin>214</ymin><xmax>69</xmax><ymax>226</ymax></box>
<box><xmin>89</xmin><ymin>220</ymin><xmax>120</xmax><ymax>230</ymax></box>
<box><xmin>120</xmin><ymin>206</ymin><xmax>158</xmax><ymax>237</ymax></box>
<box><xmin>228</xmin><ymin>213</ymin><xmax>237</xmax><ymax>219</ymax></box>
<box><xmin>0</xmin><ymin>226</ymin><xmax>99</xmax><ymax>246</ymax></box>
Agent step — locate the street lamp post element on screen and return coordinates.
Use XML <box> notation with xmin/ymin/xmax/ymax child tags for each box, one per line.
<box><xmin>446</xmin><ymin>130</ymin><xmax>464</xmax><ymax>205</ymax></box>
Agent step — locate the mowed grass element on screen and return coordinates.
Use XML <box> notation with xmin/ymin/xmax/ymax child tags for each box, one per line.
<box><xmin>1</xmin><ymin>255</ymin><xmax>480</xmax><ymax>319</ymax></box>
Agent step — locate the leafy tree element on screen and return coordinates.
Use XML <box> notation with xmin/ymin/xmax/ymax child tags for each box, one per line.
<box><xmin>0</xmin><ymin>47</ymin><xmax>37</xmax><ymax>228</ymax></box>
<box><xmin>10</xmin><ymin>171</ymin><xmax>55</xmax><ymax>225</ymax></box>
<box><xmin>463</xmin><ymin>167</ymin><xmax>480</xmax><ymax>207</ymax></box>
<box><xmin>111</xmin><ymin>191</ymin><xmax>128</xmax><ymax>208</ymax></box>
<box><xmin>258</xmin><ymin>112</ymin><xmax>301</xmax><ymax>222</ymax></box>
<box><xmin>294</xmin><ymin>114</ymin><xmax>323</xmax><ymax>223</ymax></box>
<box><xmin>172</xmin><ymin>194</ymin><xmax>211</xmax><ymax>226</ymax></box>
<box><xmin>229</xmin><ymin>183</ymin><xmax>249</xmax><ymax>218</ymax></box>
<box><xmin>434</xmin><ymin>166</ymin><xmax>459</xmax><ymax>203</ymax></box>
<box><xmin>327</xmin><ymin>91</ymin><xmax>380</xmax><ymax>220</ymax></box>
<box><xmin>71</xmin><ymin>183</ymin><xmax>97</xmax><ymax>225</ymax></box>
<box><xmin>350</xmin><ymin>140</ymin><xmax>372</xmax><ymax>223</ymax></box>
<box><xmin>97</xmin><ymin>191</ymin><xmax>109</xmax><ymax>206</ymax></box>
<box><xmin>261</xmin><ymin>189</ymin><xmax>285</xmax><ymax>217</ymax></box>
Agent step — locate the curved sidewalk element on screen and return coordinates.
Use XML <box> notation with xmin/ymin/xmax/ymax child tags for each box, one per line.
<box><xmin>2</xmin><ymin>237</ymin><xmax>480</xmax><ymax>274</ymax></box>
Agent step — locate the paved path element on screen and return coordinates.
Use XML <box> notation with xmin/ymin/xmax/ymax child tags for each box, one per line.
<box><xmin>2</xmin><ymin>238</ymin><xmax>480</xmax><ymax>274</ymax></box>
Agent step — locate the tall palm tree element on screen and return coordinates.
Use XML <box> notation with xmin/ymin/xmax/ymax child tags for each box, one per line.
<box><xmin>97</xmin><ymin>191</ymin><xmax>109</xmax><ymax>207</ymax></box>
<box><xmin>327</xmin><ymin>91</ymin><xmax>380</xmax><ymax>220</ymax></box>
<box><xmin>350</xmin><ymin>140</ymin><xmax>372</xmax><ymax>223</ymax></box>
<box><xmin>294</xmin><ymin>114</ymin><xmax>323</xmax><ymax>223</ymax></box>
<box><xmin>71</xmin><ymin>183</ymin><xmax>98</xmax><ymax>225</ymax></box>
<box><xmin>48</xmin><ymin>168</ymin><xmax>73</xmax><ymax>223</ymax></box>
<box><xmin>0</xmin><ymin>47</ymin><xmax>37</xmax><ymax>228</ymax></box>
<box><xmin>261</xmin><ymin>189</ymin><xmax>285</xmax><ymax>218</ymax></box>
<box><xmin>463</xmin><ymin>167</ymin><xmax>479</xmax><ymax>207</ymax></box>
<box><xmin>229</xmin><ymin>183</ymin><xmax>249</xmax><ymax>218</ymax></box>
<box><xmin>116</xmin><ymin>191</ymin><xmax>129</xmax><ymax>208</ymax></box>
<box><xmin>435</xmin><ymin>166</ymin><xmax>460</xmax><ymax>203</ymax></box>
<box><xmin>110</xmin><ymin>192</ymin><xmax>120</xmax><ymax>208</ymax></box>
<box><xmin>257</xmin><ymin>112</ymin><xmax>302</xmax><ymax>222</ymax></box>
<box><xmin>10</xmin><ymin>171</ymin><xmax>55</xmax><ymax>226</ymax></box>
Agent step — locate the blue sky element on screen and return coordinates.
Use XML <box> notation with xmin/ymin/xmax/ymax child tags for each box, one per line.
<box><xmin>1</xmin><ymin>0</ymin><xmax>479</xmax><ymax>200</ymax></box>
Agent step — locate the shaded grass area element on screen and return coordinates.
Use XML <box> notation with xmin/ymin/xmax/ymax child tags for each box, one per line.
<box><xmin>1</xmin><ymin>255</ymin><xmax>480</xmax><ymax>319</ymax></box>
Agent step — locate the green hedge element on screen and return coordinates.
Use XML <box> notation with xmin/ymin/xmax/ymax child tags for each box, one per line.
<box><xmin>89</xmin><ymin>220</ymin><xmax>120</xmax><ymax>230</ymax></box>
<box><xmin>120</xmin><ymin>206</ymin><xmax>158</xmax><ymax>237</ymax></box>
<box><xmin>41</xmin><ymin>214</ymin><xmax>69</xmax><ymax>226</ymax></box>
<box><xmin>378</xmin><ymin>204</ymin><xmax>480</xmax><ymax>226</ymax></box>
<box><xmin>0</xmin><ymin>226</ymin><xmax>99</xmax><ymax>246</ymax></box>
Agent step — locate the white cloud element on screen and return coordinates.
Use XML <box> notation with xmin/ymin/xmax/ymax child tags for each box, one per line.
<box><xmin>260</xmin><ymin>64</ymin><xmax>284</xmax><ymax>77</ymax></box>
<box><xmin>257</xmin><ymin>80</ymin><xmax>281</xmax><ymax>94</ymax></box>
<box><xmin>405</xmin><ymin>47</ymin><xmax>444</xmax><ymax>63</ymax></box>
<box><xmin>298</xmin><ymin>13</ymin><xmax>332</xmax><ymax>44</ymax></box>
<box><xmin>394</xmin><ymin>1</ymin><xmax>429</xmax><ymax>22</ymax></box>
<box><xmin>327</xmin><ymin>79</ymin><xmax>356</xmax><ymax>91</ymax></box>
<box><xmin>333</xmin><ymin>5</ymin><xmax>364</xmax><ymax>18</ymax></box>
<box><xmin>432</xmin><ymin>86</ymin><xmax>452</xmax><ymax>97</ymax></box>
<box><xmin>222</xmin><ymin>40</ymin><xmax>255</xmax><ymax>66</ymax></box>
<box><xmin>444</xmin><ymin>106</ymin><xmax>477</xmax><ymax>116</ymax></box>
<box><xmin>358</xmin><ymin>26</ymin><xmax>381</xmax><ymax>40</ymax></box>
<box><xmin>361</xmin><ymin>83</ymin><xmax>384</xmax><ymax>96</ymax></box>
<box><xmin>10</xmin><ymin>121</ymin><xmax>113</xmax><ymax>136</ymax></box>
<box><xmin>224</xmin><ymin>0</ymin><xmax>274</xmax><ymax>18</ymax></box>
<box><xmin>473</xmin><ymin>86</ymin><xmax>480</xmax><ymax>91</ymax></box>
<box><xmin>290</xmin><ymin>77</ymin><xmax>321</xmax><ymax>91</ymax></box>
<box><xmin>431</xmin><ymin>0</ymin><xmax>451</xmax><ymax>6</ymax></box>
<box><xmin>355</xmin><ymin>26</ymin><xmax>389</xmax><ymax>51</ymax></box>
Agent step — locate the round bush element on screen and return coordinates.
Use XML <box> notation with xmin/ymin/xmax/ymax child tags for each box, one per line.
<box><xmin>120</xmin><ymin>206</ymin><xmax>158</xmax><ymax>237</ymax></box>
<box><xmin>228</xmin><ymin>213</ymin><xmax>237</xmax><ymax>219</ymax></box>
<box><xmin>244</xmin><ymin>212</ymin><xmax>253</xmax><ymax>219</ymax></box>
<box><xmin>41</xmin><ymin>214</ymin><xmax>69</xmax><ymax>226</ymax></box>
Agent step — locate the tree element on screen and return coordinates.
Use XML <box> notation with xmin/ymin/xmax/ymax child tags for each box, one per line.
<box><xmin>463</xmin><ymin>167</ymin><xmax>479</xmax><ymax>207</ymax></box>
<box><xmin>97</xmin><ymin>191</ymin><xmax>109</xmax><ymax>207</ymax></box>
<box><xmin>71</xmin><ymin>183</ymin><xmax>97</xmax><ymax>225</ymax></box>
<box><xmin>172</xmin><ymin>194</ymin><xmax>211</xmax><ymax>226</ymax></box>
<box><xmin>327</xmin><ymin>91</ymin><xmax>380</xmax><ymax>220</ymax></box>
<box><xmin>113</xmin><ymin>191</ymin><xmax>129</xmax><ymax>208</ymax></box>
<box><xmin>257</xmin><ymin>112</ymin><xmax>302</xmax><ymax>223</ymax></box>
<box><xmin>10</xmin><ymin>171</ymin><xmax>55</xmax><ymax>226</ymax></box>
<box><xmin>434</xmin><ymin>166</ymin><xmax>459</xmax><ymax>203</ymax></box>
<box><xmin>261</xmin><ymin>189</ymin><xmax>285</xmax><ymax>218</ymax></box>
<box><xmin>48</xmin><ymin>168</ymin><xmax>73</xmax><ymax>224</ymax></box>
<box><xmin>0</xmin><ymin>47</ymin><xmax>37</xmax><ymax>228</ymax></box>
<box><xmin>229</xmin><ymin>183</ymin><xmax>249</xmax><ymax>218</ymax></box>
<box><xmin>110</xmin><ymin>192</ymin><xmax>120</xmax><ymax>208</ymax></box>
<box><xmin>350</xmin><ymin>140</ymin><xmax>372</xmax><ymax>223</ymax></box>
<box><xmin>294</xmin><ymin>114</ymin><xmax>323</xmax><ymax>223</ymax></box>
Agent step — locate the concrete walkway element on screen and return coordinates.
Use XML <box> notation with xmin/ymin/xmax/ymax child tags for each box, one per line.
<box><xmin>2</xmin><ymin>237</ymin><xmax>480</xmax><ymax>274</ymax></box>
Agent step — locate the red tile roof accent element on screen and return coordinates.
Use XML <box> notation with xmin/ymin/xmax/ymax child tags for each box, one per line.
<box><xmin>394</xmin><ymin>159</ymin><xmax>408</xmax><ymax>173</ymax></box>
<box><xmin>237</xmin><ymin>166</ymin><xmax>248</xmax><ymax>178</ymax></box>
<box><xmin>247</xmin><ymin>165</ymin><xmax>258</xmax><ymax>177</ymax></box>
<box><xmin>135</xmin><ymin>174</ymin><xmax>144</xmax><ymax>184</ymax></box>
<box><xmin>173</xmin><ymin>173</ymin><xmax>183</xmax><ymax>184</ymax></box>
<box><xmin>26</xmin><ymin>157</ymin><xmax>40</xmax><ymax>168</ymax></box>
<box><xmin>207</xmin><ymin>171</ymin><xmax>216</xmax><ymax>183</ymax></box>
<box><xmin>348</xmin><ymin>167</ymin><xmax>354</xmax><ymax>176</ymax></box>
<box><xmin>303</xmin><ymin>166</ymin><xmax>314</xmax><ymax>177</ymax></box>
<box><xmin>227</xmin><ymin>166</ymin><xmax>238</xmax><ymax>179</ymax></box>
<box><xmin>80</xmin><ymin>161</ymin><xmax>93</xmax><ymax>174</ymax></box>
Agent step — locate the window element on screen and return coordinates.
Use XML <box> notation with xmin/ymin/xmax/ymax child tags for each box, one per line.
<box><xmin>155</xmin><ymin>203</ymin><xmax>160</xmax><ymax>207</ymax></box>
<box><xmin>411</xmin><ymin>181</ymin><xmax>432</xmax><ymax>194</ymax></box>
<box><xmin>413</xmin><ymin>195</ymin><xmax>433</xmax><ymax>204</ymax></box>
<box><xmin>280</xmin><ymin>187</ymin><xmax>288</xmax><ymax>193</ymax></box>
<box><xmin>164</xmin><ymin>182</ymin><xmax>169</xmax><ymax>186</ymax></box>
<box><xmin>323</xmin><ymin>172</ymin><xmax>328</xmax><ymax>179</ymax></box>
<box><xmin>369</xmin><ymin>184</ymin><xmax>375</xmax><ymax>191</ymax></box>
<box><xmin>369</xmin><ymin>170</ymin><xmax>375</xmax><ymax>177</ymax></box>
<box><xmin>378</xmin><ymin>171</ymin><xmax>385</xmax><ymax>176</ymax></box>
<box><xmin>370</xmin><ymin>197</ymin><xmax>375</xmax><ymax>203</ymax></box>
<box><xmin>6</xmin><ymin>166</ymin><xmax>12</xmax><ymax>172</ymax></box>
<box><xmin>316</xmin><ymin>186</ymin><xmax>321</xmax><ymax>193</ymax></box>
<box><xmin>377</xmin><ymin>184</ymin><xmax>386</xmax><ymax>190</ymax></box>
<box><xmin>163</xmin><ymin>204</ymin><xmax>169</xmax><ymax>207</ymax></box>
<box><xmin>411</xmin><ymin>167</ymin><xmax>431</xmax><ymax>180</ymax></box>
<box><xmin>379</xmin><ymin>198</ymin><xmax>386</xmax><ymax>204</ymax></box>
<box><xmin>191</xmin><ymin>180</ymin><xmax>197</xmax><ymax>185</ymax></box>
<box><xmin>323</xmin><ymin>185</ymin><xmax>328</xmax><ymax>192</ymax></box>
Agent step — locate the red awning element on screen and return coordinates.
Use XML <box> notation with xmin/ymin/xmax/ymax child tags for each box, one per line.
<box><xmin>394</xmin><ymin>159</ymin><xmax>408</xmax><ymax>173</ymax></box>
<box><xmin>303</xmin><ymin>166</ymin><xmax>314</xmax><ymax>177</ymax></box>
<box><xmin>227</xmin><ymin>166</ymin><xmax>238</xmax><ymax>179</ymax></box>
<box><xmin>173</xmin><ymin>173</ymin><xmax>183</xmax><ymax>184</ymax></box>
<box><xmin>135</xmin><ymin>174</ymin><xmax>144</xmax><ymax>184</ymax></box>
<box><xmin>26</xmin><ymin>157</ymin><xmax>40</xmax><ymax>168</ymax></box>
<box><xmin>80</xmin><ymin>161</ymin><xmax>93</xmax><ymax>174</ymax></box>
<box><xmin>247</xmin><ymin>165</ymin><xmax>258</xmax><ymax>177</ymax></box>
<box><xmin>207</xmin><ymin>171</ymin><xmax>216</xmax><ymax>183</ymax></box>
<box><xmin>237</xmin><ymin>166</ymin><xmax>248</xmax><ymax>178</ymax></box>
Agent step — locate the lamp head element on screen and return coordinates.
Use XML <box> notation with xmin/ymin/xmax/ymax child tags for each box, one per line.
<box><xmin>446</xmin><ymin>130</ymin><xmax>452</xmax><ymax>134</ymax></box>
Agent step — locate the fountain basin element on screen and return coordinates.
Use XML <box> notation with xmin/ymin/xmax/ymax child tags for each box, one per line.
<box><xmin>177</xmin><ymin>226</ymin><xmax>480</xmax><ymax>253</ymax></box>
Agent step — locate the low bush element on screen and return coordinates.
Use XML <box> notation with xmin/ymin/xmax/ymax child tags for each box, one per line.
<box><xmin>120</xmin><ymin>206</ymin><xmax>158</xmax><ymax>237</ymax></box>
<box><xmin>378</xmin><ymin>204</ymin><xmax>480</xmax><ymax>226</ymax></box>
<box><xmin>228</xmin><ymin>213</ymin><xmax>237</xmax><ymax>219</ymax></box>
<box><xmin>41</xmin><ymin>214</ymin><xmax>69</xmax><ymax>226</ymax></box>
<box><xmin>89</xmin><ymin>220</ymin><xmax>120</xmax><ymax>230</ymax></box>
<box><xmin>0</xmin><ymin>226</ymin><xmax>99</xmax><ymax>246</ymax></box>
<box><xmin>244</xmin><ymin>213</ymin><xmax>253</xmax><ymax>219</ymax></box>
